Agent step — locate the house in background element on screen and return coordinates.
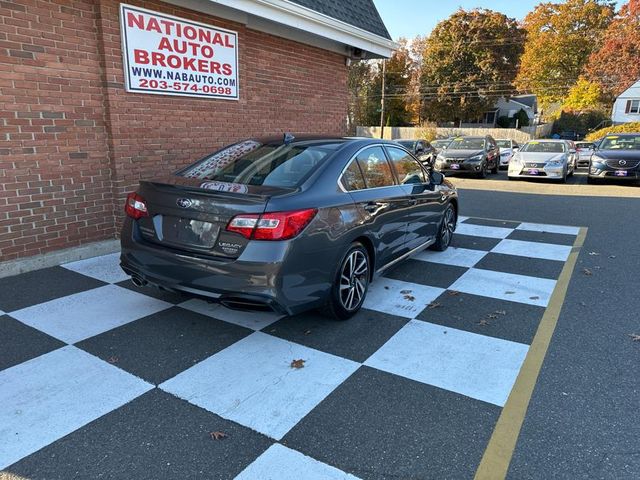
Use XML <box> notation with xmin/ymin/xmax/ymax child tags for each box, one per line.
<box><xmin>611</xmin><ymin>80</ymin><xmax>640</xmax><ymax>124</ymax></box>
<box><xmin>461</xmin><ymin>94</ymin><xmax>538</xmax><ymax>127</ymax></box>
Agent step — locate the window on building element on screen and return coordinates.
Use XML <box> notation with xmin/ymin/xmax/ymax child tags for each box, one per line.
<box><xmin>625</xmin><ymin>99</ymin><xmax>640</xmax><ymax>114</ymax></box>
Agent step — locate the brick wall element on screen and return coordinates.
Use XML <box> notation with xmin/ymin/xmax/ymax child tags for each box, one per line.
<box><xmin>0</xmin><ymin>0</ymin><xmax>349</xmax><ymax>263</ymax></box>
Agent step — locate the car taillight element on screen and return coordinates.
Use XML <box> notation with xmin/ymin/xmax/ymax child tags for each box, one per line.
<box><xmin>125</xmin><ymin>192</ymin><xmax>149</xmax><ymax>220</ymax></box>
<box><xmin>227</xmin><ymin>208</ymin><xmax>317</xmax><ymax>241</ymax></box>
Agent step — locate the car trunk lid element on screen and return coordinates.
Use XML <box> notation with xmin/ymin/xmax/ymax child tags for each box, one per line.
<box><xmin>135</xmin><ymin>176</ymin><xmax>295</xmax><ymax>258</ymax></box>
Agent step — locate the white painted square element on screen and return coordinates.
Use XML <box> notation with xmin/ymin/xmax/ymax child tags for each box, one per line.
<box><xmin>457</xmin><ymin>215</ymin><xmax>470</xmax><ymax>225</ymax></box>
<box><xmin>178</xmin><ymin>299</ymin><xmax>282</xmax><ymax>331</ymax></box>
<box><xmin>0</xmin><ymin>309</ymin><xmax>5</xmax><ymax>316</ymax></box>
<box><xmin>364</xmin><ymin>278</ymin><xmax>444</xmax><ymax>319</ymax></box>
<box><xmin>62</xmin><ymin>253</ymin><xmax>128</xmax><ymax>284</ymax></box>
<box><xmin>516</xmin><ymin>222</ymin><xmax>580</xmax><ymax>236</ymax></box>
<box><xmin>449</xmin><ymin>268</ymin><xmax>556</xmax><ymax>307</ymax></box>
<box><xmin>365</xmin><ymin>320</ymin><xmax>528</xmax><ymax>406</ymax></box>
<box><xmin>236</xmin><ymin>444</ymin><xmax>360</xmax><ymax>480</ymax></box>
<box><xmin>160</xmin><ymin>332</ymin><xmax>359</xmax><ymax>440</ymax></box>
<box><xmin>492</xmin><ymin>239</ymin><xmax>571</xmax><ymax>262</ymax></box>
<box><xmin>0</xmin><ymin>345</ymin><xmax>152</xmax><ymax>469</ymax></box>
<box><xmin>11</xmin><ymin>284</ymin><xmax>171</xmax><ymax>344</ymax></box>
<box><xmin>455</xmin><ymin>223</ymin><xmax>513</xmax><ymax>239</ymax></box>
<box><xmin>415</xmin><ymin>246</ymin><xmax>488</xmax><ymax>268</ymax></box>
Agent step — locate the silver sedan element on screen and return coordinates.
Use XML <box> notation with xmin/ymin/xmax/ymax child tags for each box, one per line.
<box><xmin>508</xmin><ymin>140</ymin><xmax>576</xmax><ymax>182</ymax></box>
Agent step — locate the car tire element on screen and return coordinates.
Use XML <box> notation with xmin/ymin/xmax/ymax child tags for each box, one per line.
<box><xmin>325</xmin><ymin>242</ymin><xmax>370</xmax><ymax>321</ymax></box>
<box><xmin>587</xmin><ymin>176</ymin><xmax>599</xmax><ymax>185</ymax></box>
<box><xmin>476</xmin><ymin>162</ymin><xmax>488</xmax><ymax>179</ymax></box>
<box><xmin>508</xmin><ymin>176</ymin><xmax>518</xmax><ymax>181</ymax></box>
<box><xmin>430</xmin><ymin>204</ymin><xmax>456</xmax><ymax>252</ymax></box>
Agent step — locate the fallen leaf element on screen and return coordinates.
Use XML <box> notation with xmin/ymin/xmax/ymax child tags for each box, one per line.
<box><xmin>452</xmin><ymin>315</ymin><xmax>463</xmax><ymax>321</ymax></box>
<box><xmin>583</xmin><ymin>268</ymin><xmax>592</xmax><ymax>276</ymax></box>
<box><xmin>403</xmin><ymin>294</ymin><xmax>415</xmax><ymax>301</ymax></box>
<box><xmin>505</xmin><ymin>291</ymin><xmax>515</xmax><ymax>295</ymax></box>
<box><xmin>487</xmin><ymin>313</ymin><xmax>498</xmax><ymax>319</ymax></box>
<box><xmin>427</xmin><ymin>302</ymin><xmax>442</xmax><ymax>309</ymax></box>
<box><xmin>384</xmin><ymin>286</ymin><xmax>390</xmax><ymax>290</ymax></box>
<box><xmin>529</xmin><ymin>296</ymin><xmax>540</xmax><ymax>300</ymax></box>
<box><xmin>290</xmin><ymin>359</ymin><xmax>305</xmax><ymax>369</ymax></box>
<box><xmin>447</xmin><ymin>290</ymin><xmax>460</xmax><ymax>296</ymax></box>
<box><xmin>400</xmin><ymin>289</ymin><xmax>412</xmax><ymax>294</ymax></box>
<box><xmin>477</xmin><ymin>319</ymin><xmax>490</xmax><ymax>327</ymax></box>
<box><xmin>609</xmin><ymin>255</ymin><xmax>616</xmax><ymax>259</ymax></box>
<box><xmin>107</xmin><ymin>356</ymin><xmax>118</xmax><ymax>364</ymax></box>
<box><xmin>494</xmin><ymin>310</ymin><xmax>507</xmax><ymax>316</ymax></box>
<box><xmin>588</xmin><ymin>252</ymin><xmax>600</xmax><ymax>256</ymax></box>
<box><xmin>303</xmin><ymin>329</ymin><xmax>311</xmax><ymax>336</ymax></box>
<box><xmin>270</xmin><ymin>328</ymin><xmax>277</xmax><ymax>333</ymax></box>
<box><xmin>628</xmin><ymin>333</ymin><xmax>640</xmax><ymax>342</ymax></box>
<box><xmin>210</xmin><ymin>431</ymin><xmax>228</xmax><ymax>440</ymax></box>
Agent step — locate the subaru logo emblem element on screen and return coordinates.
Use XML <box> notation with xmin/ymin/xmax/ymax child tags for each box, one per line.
<box><xmin>176</xmin><ymin>198</ymin><xmax>193</xmax><ymax>208</ymax></box>
<box><xmin>619</xmin><ymin>160</ymin><xmax>626</xmax><ymax>166</ymax></box>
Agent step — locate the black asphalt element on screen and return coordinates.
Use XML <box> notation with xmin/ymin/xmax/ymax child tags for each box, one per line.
<box><xmin>456</xmin><ymin>176</ymin><xmax>640</xmax><ymax>479</ymax></box>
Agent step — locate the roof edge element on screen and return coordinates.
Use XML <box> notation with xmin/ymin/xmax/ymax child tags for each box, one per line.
<box><xmin>209</xmin><ymin>0</ymin><xmax>398</xmax><ymax>57</ymax></box>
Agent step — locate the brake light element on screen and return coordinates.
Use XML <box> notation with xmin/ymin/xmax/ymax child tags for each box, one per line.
<box><xmin>227</xmin><ymin>208</ymin><xmax>317</xmax><ymax>240</ymax></box>
<box><xmin>125</xmin><ymin>192</ymin><xmax>149</xmax><ymax>220</ymax></box>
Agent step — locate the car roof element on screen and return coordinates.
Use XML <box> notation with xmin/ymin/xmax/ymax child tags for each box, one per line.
<box><xmin>603</xmin><ymin>132</ymin><xmax>640</xmax><ymax>136</ymax></box>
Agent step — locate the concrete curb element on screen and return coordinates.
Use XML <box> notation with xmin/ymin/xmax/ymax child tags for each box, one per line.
<box><xmin>0</xmin><ymin>239</ymin><xmax>121</xmax><ymax>279</ymax></box>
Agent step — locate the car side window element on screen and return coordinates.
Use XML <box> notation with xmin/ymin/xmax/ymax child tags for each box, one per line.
<box><xmin>355</xmin><ymin>146</ymin><xmax>397</xmax><ymax>189</ymax></box>
<box><xmin>340</xmin><ymin>159</ymin><xmax>366</xmax><ymax>191</ymax></box>
<box><xmin>385</xmin><ymin>146</ymin><xmax>427</xmax><ymax>184</ymax></box>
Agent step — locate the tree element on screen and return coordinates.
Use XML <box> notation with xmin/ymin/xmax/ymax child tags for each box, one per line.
<box><xmin>561</xmin><ymin>78</ymin><xmax>606</xmax><ymax>111</ymax></box>
<box><xmin>375</xmin><ymin>39</ymin><xmax>414</xmax><ymax>126</ymax></box>
<box><xmin>515</xmin><ymin>0</ymin><xmax>615</xmax><ymax>108</ymax></box>
<box><xmin>514</xmin><ymin>108</ymin><xmax>530</xmax><ymax>127</ymax></box>
<box><xmin>585</xmin><ymin>0</ymin><xmax>640</xmax><ymax>98</ymax></box>
<box><xmin>418</xmin><ymin>9</ymin><xmax>524</xmax><ymax>123</ymax></box>
<box><xmin>347</xmin><ymin>60</ymin><xmax>376</xmax><ymax>132</ymax></box>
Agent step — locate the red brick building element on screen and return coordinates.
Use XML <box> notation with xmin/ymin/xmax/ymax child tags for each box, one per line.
<box><xmin>0</xmin><ymin>0</ymin><xmax>394</xmax><ymax>273</ymax></box>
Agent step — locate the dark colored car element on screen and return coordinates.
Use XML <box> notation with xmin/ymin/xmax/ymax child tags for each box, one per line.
<box><xmin>120</xmin><ymin>136</ymin><xmax>459</xmax><ymax>319</ymax></box>
<box><xmin>588</xmin><ymin>133</ymin><xmax>640</xmax><ymax>184</ymax></box>
<box><xmin>434</xmin><ymin>135</ymin><xmax>500</xmax><ymax>178</ymax></box>
<box><xmin>394</xmin><ymin>139</ymin><xmax>436</xmax><ymax>167</ymax></box>
<box><xmin>431</xmin><ymin>138</ymin><xmax>452</xmax><ymax>154</ymax></box>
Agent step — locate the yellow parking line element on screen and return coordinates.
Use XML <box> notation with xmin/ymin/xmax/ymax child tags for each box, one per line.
<box><xmin>474</xmin><ymin>226</ymin><xmax>588</xmax><ymax>480</ymax></box>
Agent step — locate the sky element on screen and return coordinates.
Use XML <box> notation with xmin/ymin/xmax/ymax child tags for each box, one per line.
<box><xmin>372</xmin><ymin>0</ymin><xmax>621</xmax><ymax>41</ymax></box>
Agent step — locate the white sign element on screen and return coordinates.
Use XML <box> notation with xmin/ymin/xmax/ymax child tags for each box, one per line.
<box><xmin>120</xmin><ymin>4</ymin><xmax>239</xmax><ymax>100</ymax></box>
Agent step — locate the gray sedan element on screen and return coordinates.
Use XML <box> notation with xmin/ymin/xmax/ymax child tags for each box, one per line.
<box><xmin>508</xmin><ymin>140</ymin><xmax>576</xmax><ymax>182</ymax></box>
<box><xmin>120</xmin><ymin>136</ymin><xmax>458</xmax><ymax>320</ymax></box>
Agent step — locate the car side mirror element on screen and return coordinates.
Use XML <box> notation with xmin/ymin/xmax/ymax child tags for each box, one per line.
<box><xmin>431</xmin><ymin>170</ymin><xmax>445</xmax><ymax>185</ymax></box>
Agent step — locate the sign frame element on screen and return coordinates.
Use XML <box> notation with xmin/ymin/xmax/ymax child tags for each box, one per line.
<box><xmin>119</xmin><ymin>3</ymin><xmax>239</xmax><ymax>100</ymax></box>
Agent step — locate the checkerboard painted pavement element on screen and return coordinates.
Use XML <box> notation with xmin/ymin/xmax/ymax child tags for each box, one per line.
<box><xmin>0</xmin><ymin>218</ymin><xmax>582</xmax><ymax>479</ymax></box>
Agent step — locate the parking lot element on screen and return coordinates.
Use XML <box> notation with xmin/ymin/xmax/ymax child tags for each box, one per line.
<box><xmin>1</xmin><ymin>211</ymin><xmax>588</xmax><ymax>480</ymax></box>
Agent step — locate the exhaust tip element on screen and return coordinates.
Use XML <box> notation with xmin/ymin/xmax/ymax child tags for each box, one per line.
<box><xmin>131</xmin><ymin>275</ymin><xmax>147</xmax><ymax>288</ymax></box>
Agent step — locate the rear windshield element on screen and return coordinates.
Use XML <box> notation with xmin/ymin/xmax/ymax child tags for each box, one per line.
<box><xmin>179</xmin><ymin>140</ymin><xmax>340</xmax><ymax>187</ymax></box>
<box><xmin>447</xmin><ymin>138</ymin><xmax>485</xmax><ymax>150</ymax></box>
<box><xmin>496</xmin><ymin>140</ymin><xmax>512</xmax><ymax>148</ymax></box>
<box><xmin>521</xmin><ymin>142</ymin><xmax>566</xmax><ymax>153</ymax></box>
<box><xmin>599</xmin><ymin>135</ymin><xmax>640</xmax><ymax>150</ymax></box>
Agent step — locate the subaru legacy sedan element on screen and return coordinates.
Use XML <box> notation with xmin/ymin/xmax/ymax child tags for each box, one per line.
<box><xmin>120</xmin><ymin>136</ymin><xmax>458</xmax><ymax>320</ymax></box>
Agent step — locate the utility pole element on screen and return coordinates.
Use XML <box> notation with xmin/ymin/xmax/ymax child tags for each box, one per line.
<box><xmin>379</xmin><ymin>59</ymin><xmax>386</xmax><ymax>139</ymax></box>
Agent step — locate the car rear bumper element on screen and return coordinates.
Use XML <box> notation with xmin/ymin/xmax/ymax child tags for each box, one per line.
<box><xmin>120</xmin><ymin>218</ymin><xmax>333</xmax><ymax>315</ymax></box>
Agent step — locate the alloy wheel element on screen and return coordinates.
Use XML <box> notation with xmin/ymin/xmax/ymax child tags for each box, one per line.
<box><xmin>339</xmin><ymin>250</ymin><xmax>369</xmax><ymax>311</ymax></box>
<box><xmin>440</xmin><ymin>207</ymin><xmax>456</xmax><ymax>247</ymax></box>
